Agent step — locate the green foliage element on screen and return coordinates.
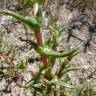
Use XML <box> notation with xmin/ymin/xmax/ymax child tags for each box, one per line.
<box><xmin>16</xmin><ymin>59</ymin><xmax>28</xmax><ymax>72</ymax></box>
<box><xmin>45</xmin><ymin>25</ymin><xmax>64</xmax><ymax>48</ymax></box>
<box><xmin>1</xmin><ymin>10</ymin><xmax>40</xmax><ymax>31</ymax></box>
<box><xmin>20</xmin><ymin>38</ymin><xmax>79</xmax><ymax>58</ymax></box>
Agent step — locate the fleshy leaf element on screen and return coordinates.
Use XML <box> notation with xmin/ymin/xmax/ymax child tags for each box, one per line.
<box><xmin>60</xmin><ymin>81</ymin><xmax>76</xmax><ymax>89</ymax></box>
<box><xmin>21</xmin><ymin>38</ymin><xmax>79</xmax><ymax>58</ymax></box>
<box><xmin>63</xmin><ymin>67</ymin><xmax>79</xmax><ymax>74</ymax></box>
<box><xmin>1</xmin><ymin>10</ymin><xmax>40</xmax><ymax>31</ymax></box>
<box><xmin>60</xmin><ymin>67</ymin><xmax>80</xmax><ymax>78</ymax></box>
<box><xmin>36</xmin><ymin>6</ymin><xmax>44</xmax><ymax>25</ymax></box>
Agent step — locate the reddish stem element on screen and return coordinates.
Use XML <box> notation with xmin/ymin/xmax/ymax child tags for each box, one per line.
<box><xmin>34</xmin><ymin>31</ymin><xmax>43</xmax><ymax>46</ymax></box>
<box><xmin>34</xmin><ymin>32</ymin><xmax>48</xmax><ymax>68</ymax></box>
<box><xmin>32</xmin><ymin>5</ymin><xmax>48</xmax><ymax>68</ymax></box>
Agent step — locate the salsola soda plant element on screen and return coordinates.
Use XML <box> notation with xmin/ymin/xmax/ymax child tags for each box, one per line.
<box><xmin>0</xmin><ymin>0</ymin><xmax>88</xmax><ymax>96</ymax></box>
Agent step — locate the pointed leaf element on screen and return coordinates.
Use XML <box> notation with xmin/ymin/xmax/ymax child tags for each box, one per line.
<box><xmin>40</xmin><ymin>48</ymin><xmax>80</xmax><ymax>58</ymax></box>
<box><xmin>67</xmin><ymin>49</ymin><xmax>80</xmax><ymax>60</ymax></box>
<box><xmin>1</xmin><ymin>10</ymin><xmax>40</xmax><ymax>31</ymax></box>
<box><xmin>63</xmin><ymin>67</ymin><xmax>80</xmax><ymax>75</ymax></box>
<box><xmin>60</xmin><ymin>81</ymin><xmax>76</xmax><ymax>89</ymax></box>
<box><xmin>21</xmin><ymin>38</ymin><xmax>79</xmax><ymax>58</ymax></box>
<box><xmin>36</xmin><ymin>6</ymin><xmax>44</xmax><ymax>25</ymax></box>
<box><xmin>23</xmin><ymin>0</ymin><xmax>34</xmax><ymax>7</ymax></box>
<box><xmin>25</xmin><ymin>71</ymin><xmax>42</xmax><ymax>87</ymax></box>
